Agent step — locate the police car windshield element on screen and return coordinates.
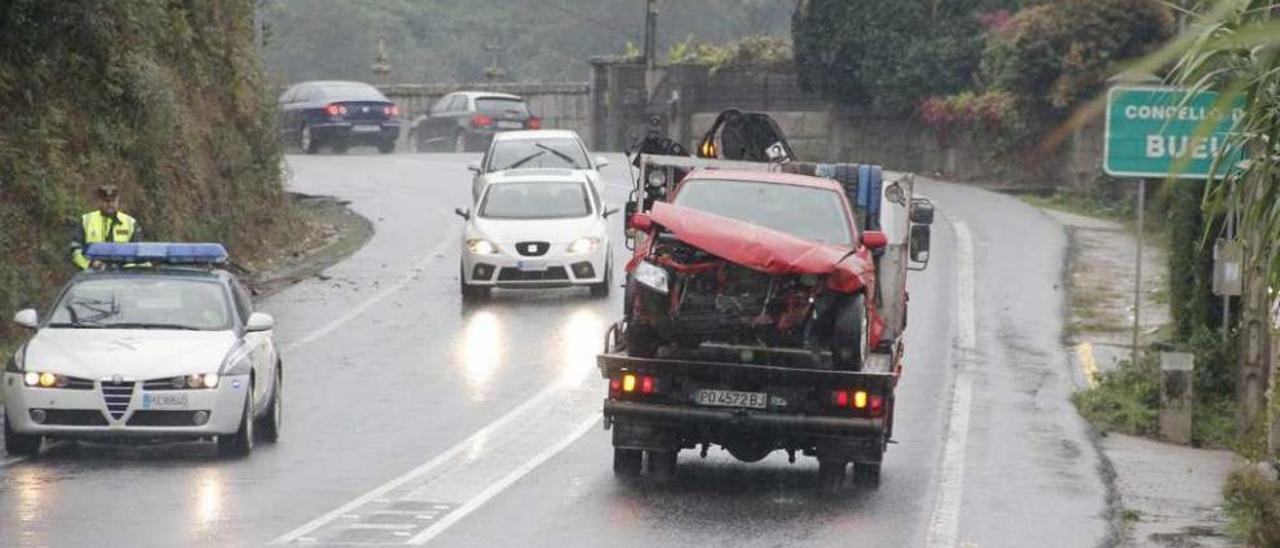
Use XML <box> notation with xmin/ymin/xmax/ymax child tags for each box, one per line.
<box><xmin>673</xmin><ymin>179</ymin><xmax>854</xmax><ymax>246</ymax></box>
<box><xmin>48</xmin><ymin>277</ymin><xmax>233</xmax><ymax>331</ymax></box>
<box><xmin>480</xmin><ymin>181</ymin><xmax>592</xmax><ymax>219</ymax></box>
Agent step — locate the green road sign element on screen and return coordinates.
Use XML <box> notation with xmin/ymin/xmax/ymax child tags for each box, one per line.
<box><xmin>1104</xmin><ymin>86</ymin><xmax>1245</xmax><ymax>179</ymax></box>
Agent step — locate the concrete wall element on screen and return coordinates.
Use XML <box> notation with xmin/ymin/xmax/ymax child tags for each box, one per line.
<box><xmin>378</xmin><ymin>82</ymin><xmax>592</xmax><ymax>149</ymax></box>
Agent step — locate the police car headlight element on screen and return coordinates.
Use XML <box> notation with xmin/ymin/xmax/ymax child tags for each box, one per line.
<box><xmin>466</xmin><ymin>239</ymin><xmax>499</xmax><ymax>255</ymax></box>
<box><xmin>567</xmin><ymin>237</ymin><xmax>599</xmax><ymax>255</ymax></box>
<box><xmin>185</xmin><ymin>374</ymin><xmax>220</xmax><ymax>389</ymax></box>
<box><xmin>634</xmin><ymin>261</ymin><xmax>669</xmax><ymax>294</ymax></box>
<box><xmin>24</xmin><ymin>371</ymin><xmax>67</xmax><ymax>388</ymax></box>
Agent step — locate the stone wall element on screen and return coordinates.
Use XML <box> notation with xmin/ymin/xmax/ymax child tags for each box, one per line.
<box><xmin>378</xmin><ymin>82</ymin><xmax>592</xmax><ymax>149</ymax></box>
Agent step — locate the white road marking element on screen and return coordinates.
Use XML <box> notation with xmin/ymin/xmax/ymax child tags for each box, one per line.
<box><xmin>0</xmin><ymin>456</ymin><xmax>26</xmax><ymax>468</ymax></box>
<box><xmin>405</xmin><ymin>413</ymin><xmax>599</xmax><ymax>545</ymax></box>
<box><xmin>270</xmin><ymin>378</ymin><xmax>582</xmax><ymax>545</ymax></box>
<box><xmin>927</xmin><ymin>220</ymin><xmax>977</xmax><ymax>548</ymax></box>
<box><xmin>281</xmin><ymin>223</ymin><xmax>461</xmax><ymax>353</ymax></box>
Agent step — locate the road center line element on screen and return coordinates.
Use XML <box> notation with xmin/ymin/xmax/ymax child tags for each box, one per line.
<box><xmin>406</xmin><ymin>413</ymin><xmax>599</xmax><ymax>545</ymax></box>
<box><xmin>927</xmin><ymin>220</ymin><xmax>977</xmax><ymax>548</ymax></box>
<box><xmin>281</xmin><ymin>222</ymin><xmax>461</xmax><ymax>354</ymax></box>
<box><xmin>269</xmin><ymin>377</ymin><xmax>583</xmax><ymax>545</ymax></box>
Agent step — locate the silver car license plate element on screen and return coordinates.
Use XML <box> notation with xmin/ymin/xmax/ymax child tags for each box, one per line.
<box><xmin>496</xmin><ymin>121</ymin><xmax>522</xmax><ymax>129</ymax></box>
<box><xmin>141</xmin><ymin>392</ymin><xmax>190</xmax><ymax>410</ymax></box>
<box><xmin>694</xmin><ymin>389</ymin><xmax>767</xmax><ymax>409</ymax></box>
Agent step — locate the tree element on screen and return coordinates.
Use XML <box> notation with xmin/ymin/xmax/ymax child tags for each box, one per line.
<box><xmin>791</xmin><ymin>0</ymin><xmax>1014</xmax><ymax>112</ymax></box>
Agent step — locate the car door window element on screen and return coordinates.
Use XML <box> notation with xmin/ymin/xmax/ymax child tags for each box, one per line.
<box><xmin>431</xmin><ymin>95</ymin><xmax>452</xmax><ymax>115</ymax></box>
<box><xmin>279</xmin><ymin>86</ymin><xmax>299</xmax><ymax>104</ymax></box>
<box><xmin>451</xmin><ymin>96</ymin><xmax>469</xmax><ymax>113</ymax></box>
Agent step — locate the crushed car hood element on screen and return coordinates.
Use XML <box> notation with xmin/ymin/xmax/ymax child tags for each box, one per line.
<box><xmin>645</xmin><ymin>201</ymin><xmax>861</xmax><ymax>276</ymax></box>
<box><xmin>23</xmin><ymin>329</ymin><xmax>238</xmax><ymax>380</ymax></box>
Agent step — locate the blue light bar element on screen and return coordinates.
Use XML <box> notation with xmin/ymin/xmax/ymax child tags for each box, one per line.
<box><xmin>84</xmin><ymin>243</ymin><xmax>228</xmax><ymax>265</ymax></box>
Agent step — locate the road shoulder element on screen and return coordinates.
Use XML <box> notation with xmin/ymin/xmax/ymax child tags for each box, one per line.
<box><xmin>1040</xmin><ymin>205</ymin><xmax>1239</xmax><ymax>547</ymax></box>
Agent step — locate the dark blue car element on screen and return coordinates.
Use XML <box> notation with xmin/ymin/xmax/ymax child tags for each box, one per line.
<box><xmin>278</xmin><ymin>80</ymin><xmax>402</xmax><ymax>154</ymax></box>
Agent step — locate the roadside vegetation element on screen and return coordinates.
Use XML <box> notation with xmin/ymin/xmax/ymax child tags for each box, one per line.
<box><xmin>0</xmin><ymin>1</ymin><xmax>296</xmax><ymax>350</ymax></box>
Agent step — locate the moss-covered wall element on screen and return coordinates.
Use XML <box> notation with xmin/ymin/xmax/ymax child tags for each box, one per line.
<box><xmin>0</xmin><ymin>0</ymin><xmax>293</xmax><ymax>345</ymax></box>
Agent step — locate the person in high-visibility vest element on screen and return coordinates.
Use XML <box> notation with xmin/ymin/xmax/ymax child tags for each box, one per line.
<box><xmin>70</xmin><ymin>185</ymin><xmax>141</xmax><ymax>270</ymax></box>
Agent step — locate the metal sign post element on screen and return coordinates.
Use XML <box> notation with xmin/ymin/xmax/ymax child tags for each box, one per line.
<box><xmin>1133</xmin><ymin>179</ymin><xmax>1145</xmax><ymax>368</ymax></box>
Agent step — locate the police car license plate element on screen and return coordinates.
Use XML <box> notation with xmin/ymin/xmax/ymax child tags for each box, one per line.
<box><xmin>694</xmin><ymin>389</ymin><xmax>767</xmax><ymax>409</ymax></box>
<box><xmin>142</xmin><ymin>392</ymin><xmax>190</xmax><ymax>410</ymax></box>
<box><xmin>353</xmin><ymin>124</ymin><xmax>381</xmax><ymax>133</ymax></box>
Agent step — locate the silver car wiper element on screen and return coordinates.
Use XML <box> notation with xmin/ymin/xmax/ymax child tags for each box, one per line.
<box><xmin>535</xmin><ymin>143</ymin><xmax>579</xmax><ymax>167</ymax></box>
<box><xmin>107</xmin><ymin>322</ymin><xmax>201</xmax><ymax>331</ymax></box>
<box><xmin>502</xmin><ymin>150</ymin><xmax>547</xmax><ymax>170</ymax></box>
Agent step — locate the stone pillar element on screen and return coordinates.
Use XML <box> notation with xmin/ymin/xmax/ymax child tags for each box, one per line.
<box><xmin>1160</xmin><ymin>352</ymin><xmax>1195</xmax><ymax>444</ymax></box>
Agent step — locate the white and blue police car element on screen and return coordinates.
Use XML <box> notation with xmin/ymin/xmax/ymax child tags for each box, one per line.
<box><xmin>2</xmin><ymin>243</ymin><xmax>282</xmax><ymax>457</ymax></box>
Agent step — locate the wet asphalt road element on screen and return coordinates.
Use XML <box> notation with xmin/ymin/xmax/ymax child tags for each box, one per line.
<box><xmin>1</xmin><ymin>152</ymin><xmax>1109</xmax><ymax>547</ymax></box>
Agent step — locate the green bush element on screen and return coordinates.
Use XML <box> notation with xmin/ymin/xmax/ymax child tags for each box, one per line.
<box><xmin>1073</xmin><ymin>356</ymin><xmax>1160</xmax><ymax>436</ymax></box>
<box><xmin>978</xmin><ymin>0</ymin><xmax>1175</xmax><ymax>112</ymax></box>
<box><xmin>0</xmin><ymin>1</ymin><xmax>293</xmax><ymax>346</ymax></box>
<box><xmin>1224</xmin><ymin>465</ymin><xmax>1280</xmax><ymax>546</ymax></box>
<box><xmin>792</xmin><ymin>0</ymin><xmax>1011</xmax><ymax>112</ymax></box>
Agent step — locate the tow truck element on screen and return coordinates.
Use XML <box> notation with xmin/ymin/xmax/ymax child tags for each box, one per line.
<box><xmin>597</xmin><ymin>110</ymin><xmax>934</xmax><ymax>492</ymax></box>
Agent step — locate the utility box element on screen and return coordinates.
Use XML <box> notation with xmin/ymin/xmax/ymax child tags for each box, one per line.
<box><xmin>1159</xmin><ymin>352</ymin><xmax>1195</xmax><ymax>444</ymax></box>
<box><xmin>1213</xmin><ymin>239</ymin><xmax>1243</xmax><ymax>296</ymax></box>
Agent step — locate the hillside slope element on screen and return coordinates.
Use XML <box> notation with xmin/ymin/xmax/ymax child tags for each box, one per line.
<box><xmin>0</xmin><ymin>1</ymin><xmax>294</xmax><ymax>344</ymax></box>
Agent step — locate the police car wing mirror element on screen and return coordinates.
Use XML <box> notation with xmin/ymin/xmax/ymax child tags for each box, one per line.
<box><xmin>595</xmin><ymin>156</ymin><xmax>610</xmax><ymax>169</ymax></box>
<box><xmin>454</xmin><ymin>207</ymin><xmax>471</xmax><ymax>220</ymax></box>
<box><xmin>467</xmin><ymin>162</ymin><xmax>481</xmax><ymax>174</ymax></box>
<box><xmin>245</xmin><ymin>312</ymin><xmax>274</xmax><ymax>333</ymax></box>
<box><xmin>13</xmin><ymin>309</ymin><xmax>37</xmax><ymax>329</ymax></box>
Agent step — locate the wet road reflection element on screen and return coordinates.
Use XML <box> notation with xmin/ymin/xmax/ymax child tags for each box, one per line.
<box><xmin>456</xmin><ymin>310</ymin><xmax>504</xmax><ymax>402</ymax></box>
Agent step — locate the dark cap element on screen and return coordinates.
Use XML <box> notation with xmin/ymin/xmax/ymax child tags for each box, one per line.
<box><xmin>96</xmin><ymin>185</ymin><xmax>120</xmax><ymax>200</ymax></box>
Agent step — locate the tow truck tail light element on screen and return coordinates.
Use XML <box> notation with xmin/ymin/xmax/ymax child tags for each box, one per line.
<box><xmin>611</xmin><ymin>373</ymin><xmax>659</xmax><ymax>398</ymax></box>
<box><xmin>869</xmin><ymin>394</ymin><xmax>885</xmax><ymax>417</ymax></box>
<box><xmin>831</xmin><ymin>389</ymin><xmax>883</xmax><ymax>416</ymax></box>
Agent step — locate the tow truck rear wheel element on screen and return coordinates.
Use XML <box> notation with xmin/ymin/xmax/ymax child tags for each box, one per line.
<box><xmin>613</xmin><ymin>448</ymin><xmax>642</xmax><ymax>477</ymax></box>
<box><xmin>3</xmin><ymin>414</ymin><xmax>41</xmax><ymax>457</ymax></box>
<box><xmin>817</xmin><ymin>460</ymin><xmax>847</xmax><ymax>494</ymax></box>
<box><xmin>646</xmin><ymin>449</ymin><xmax>678</xmax><ymax>484</ymax></box>
<box><xmin>853</xmin><ymin>463</ymin><xmax>882</xmax><ymax>489</ymax></box>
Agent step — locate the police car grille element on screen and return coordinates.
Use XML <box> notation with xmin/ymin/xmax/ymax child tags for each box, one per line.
<box><xmin>101</xmin><ymin>382</ymin><xmax>135</xmax><ymax>420</ymax></box>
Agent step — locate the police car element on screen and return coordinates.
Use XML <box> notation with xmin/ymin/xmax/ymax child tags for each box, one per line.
<box><xmin>2</xmin><ymin>243</ymin><xmax>282</xmax><ymax>457</ymax></box>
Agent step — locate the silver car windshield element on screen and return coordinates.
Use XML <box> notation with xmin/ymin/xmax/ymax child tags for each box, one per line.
<box><xmin>480</xmin><ymin>181</ymin><xmax>592</xmax><ymax>220</ymax></box>
<box><xmin>487</xmin><ymin>138</ymin><xmax>587</xmax><ymax>171</ymax></box>
<box><xmin>673</xmin><ymin>179</ymin><xmax>854</xmax><ymax>246</ymax></box>
<box><xmin>47</xmin><ymin>277</ymin><xmax>233</xmax><ymax>331</ymax></box>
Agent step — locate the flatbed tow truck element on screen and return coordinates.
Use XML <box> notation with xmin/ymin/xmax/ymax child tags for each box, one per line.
<box><xmin>596</xmin><ymin>110</ymin><xmax>934</xmax><ymax>492</ymax></box>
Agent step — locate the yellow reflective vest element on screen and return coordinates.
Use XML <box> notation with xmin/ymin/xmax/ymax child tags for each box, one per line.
<box><xmin>71</xmin><ymin>211</ymin><xmax>138</xmax><ymax>269</ymax></box>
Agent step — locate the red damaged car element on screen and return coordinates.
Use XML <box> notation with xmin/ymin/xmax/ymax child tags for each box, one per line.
<box><xmin>622</xmin><ymin>170</ymin><xmax>886</xmax><ymax>370</ymax></box>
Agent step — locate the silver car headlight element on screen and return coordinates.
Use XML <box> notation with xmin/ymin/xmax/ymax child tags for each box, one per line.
<box><xmin>634</xmin><ymin>261</ymin><xmax>669</xmax><ymax>294</ymax></box>
<box><xmin>466</xmin><ymin>239</ymin><xmax>500</xmax><ymax>255</ymax></box>
<box><xmin>567</xmin><ymin>237</ymin><xmax>600</xmax><ymax>255</ymax></box>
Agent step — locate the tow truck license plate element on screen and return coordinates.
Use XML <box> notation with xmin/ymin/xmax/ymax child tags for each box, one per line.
<box><xmin>694</xmin><ymin>389</ymin><xmax>767</xmax><ymax>409</ymax></box>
